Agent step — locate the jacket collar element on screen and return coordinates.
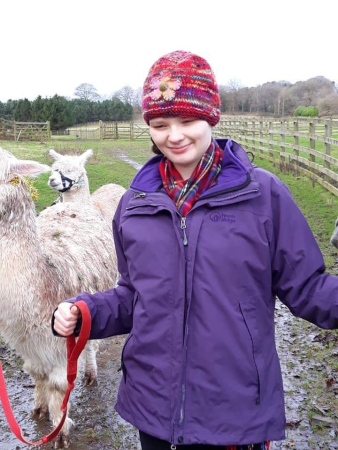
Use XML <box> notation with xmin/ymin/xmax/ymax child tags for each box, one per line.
<box><xmin>130</xmin><ymin>139</ymin><xmax>258</xmax><ymax>197</ymax></box>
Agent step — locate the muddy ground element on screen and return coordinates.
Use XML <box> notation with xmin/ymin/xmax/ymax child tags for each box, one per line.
<box><xmin>1</xmin><ymin>304</ymin><xmax>338</xmax><ymax>450</ymax></box>
<box><xmin>0</xmin><ymin>336</ymin><xmax>140</xmax><ymax>450</ymax></box>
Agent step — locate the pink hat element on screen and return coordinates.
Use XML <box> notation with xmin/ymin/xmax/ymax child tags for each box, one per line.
<box><xmin>142</xmin><ymin>51</ymin><xmax>221</xmax><ymax>126</ymax></box>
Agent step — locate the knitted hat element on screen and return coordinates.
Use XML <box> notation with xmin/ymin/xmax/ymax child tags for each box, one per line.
<box><xmin>142</xmin><ymin>51</ymin><xmax>221</xmax><ymax>126</ymax></box>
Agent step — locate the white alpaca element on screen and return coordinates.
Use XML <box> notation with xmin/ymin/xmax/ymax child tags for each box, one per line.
<box><xmin>48</xmin><ymin>149</ymin><xmax>126</xmax><ymax>225</ymax></box>
<box><xmin>331</xmin><ymin>219</ymin><xmax>338</xmax><ymax>248</ymax></box>
<box><xmin>0</xmin><ymin>149</ymin><xmax>118</xmax><ymax>448</ymax></box>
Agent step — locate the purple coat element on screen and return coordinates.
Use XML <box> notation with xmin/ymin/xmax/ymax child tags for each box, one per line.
<box><xmin>69</xmin><ymin>139</ymin><xmax>338</xmax><ymax>446</ymax></box>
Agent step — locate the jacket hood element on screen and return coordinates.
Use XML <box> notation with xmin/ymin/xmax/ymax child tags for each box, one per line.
<box><xmin>130</xmin><ymin>139</ymin><xmax>253</xmax><ymax>195</ymax></box>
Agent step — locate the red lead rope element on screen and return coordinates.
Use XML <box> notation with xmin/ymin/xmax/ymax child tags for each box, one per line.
<box><xmin>0</xmin><ymin>300</ymin><xmax>91</xmax><ymax>446</ymax></box>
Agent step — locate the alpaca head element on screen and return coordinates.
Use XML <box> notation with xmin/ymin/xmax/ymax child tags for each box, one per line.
<box><xmin>0</xmin><ymin>148</ymin><xmax>50</xmax><ymax>222</ymax></box>
<box><xmin>48</xmin><ymin>149</ymin><xmax>93</xmax><ymax>193</ymax></box>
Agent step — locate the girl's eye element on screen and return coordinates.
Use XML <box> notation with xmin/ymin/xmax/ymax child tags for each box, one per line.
<box><xmin>152</xmin><ymin>125</ymin><xmax>165</xmax><ymax>129</ymax></box>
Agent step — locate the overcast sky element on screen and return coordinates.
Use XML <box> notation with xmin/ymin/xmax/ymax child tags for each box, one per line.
<box><xmin>0</xmin><ymin>0</ymin><xmax>337</xmax><ymax>102</ymax></box>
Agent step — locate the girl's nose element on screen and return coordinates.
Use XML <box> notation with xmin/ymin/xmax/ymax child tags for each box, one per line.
<box><xmin>168</xmin><ymin>126</ymin><xmax>184</xmax><ymax>142</ymax></box>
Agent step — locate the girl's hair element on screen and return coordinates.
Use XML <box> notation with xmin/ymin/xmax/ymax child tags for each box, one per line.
<box><xmin>151</xmin><ymin>139</ymin><xmax>163</xmax><ymax>155</ymax></box>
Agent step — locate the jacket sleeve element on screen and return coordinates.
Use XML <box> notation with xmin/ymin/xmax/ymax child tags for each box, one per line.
<box><xmin>60</xmin><ymin>195</ymin><xmax>135</xmax><ymax>339</ymax></box>
<box><xmin>271</xmin><ymin>182</ymin><xmax>338</xmax><ymax>329</ymax></box>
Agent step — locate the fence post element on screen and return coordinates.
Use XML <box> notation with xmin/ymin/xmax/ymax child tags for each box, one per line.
<box><xmin>280</xmin><ymin>120</ymin><xmax>286</xmax><ymax>167</ymax></box>
<box><xmin>99</xmin><ymin>120</ymin><xmax>103</xmax><ymax>140</ymax></box>
<box><xmin>259</xmin><ymin>119</ymin><xmax>263</xmax><ymax>158</ymax></box>
<box><xmin>293</xmin><ymin>118</ymin><xmax>299</xmax><ymax>173</ymax></box>
<box><xmin>244</xmin><ymin>119</ymin><xmax>248</xmax><ymax>148</ymax></box>
<box><xmin>324</xmin><ymin>118</ymin><xmax>331</xmax><ymax>179</ymax></box>
<box><xmin>130</xmin><ymin>122</ymin><xmax>134</xmax><ymax>140</ymax></box>
<box><xmin>46</xmin><ymin>121</ymin><xmax>51</xmax><ymax>139</ymax></box>
<box><xmin>13</xmin><ymin>121</ymin><xmax>16</xmax><ymax>141</ymax></box>
<box><xmin>115</xmin><ymin>121</ymin><xmax>118</xmax><ymax>140</ymax></box>
<box><xmin>309</xmin><ymin>120</ymin><xmax>316</xmax><ymax>164</ymax></box>
<box><xmin>268</xmin><ymin>120</ymin><xmax>274</xmax><ymax>162</ymax></box>
<box><xmin>251</xmin><ymin>119</ymin><xmax>256</xmax><ymax>153</ymax></box>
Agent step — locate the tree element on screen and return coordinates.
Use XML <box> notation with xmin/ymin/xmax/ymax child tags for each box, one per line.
<box><xmin>114</xmin><ymin>85</ymin><xmax>134</xmax><ymax>105</ymax></box>
<box><xmin>318</xmin><ymin>94</ymin><xmax>338</xmax><ymax>116</ymax></box>
<box><xmin>226</xmin><ymin>78</ymin><xmax>243</xmax><ymax>113</ymax></box>
<box><xmin>14</xmin><ymin>99</ymin><xmax>32</xmax><ymax>121</ymax></box>
<box><xmin>74</xmin><ymin>83</ymin><xmax>100</xmax><ymax>101</ymax></box>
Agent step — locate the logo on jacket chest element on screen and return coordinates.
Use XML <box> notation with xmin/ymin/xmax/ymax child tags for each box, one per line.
<box><xmin>210</xmin><ymin>212</ymin><xmax>236</xmax><ymax>224</ymax></box>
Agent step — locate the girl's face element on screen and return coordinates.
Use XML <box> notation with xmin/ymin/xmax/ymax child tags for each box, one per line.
<box><xmin>149</xmin><ymin>117</ymin><xmax>212</xmax><ymax>180</ymax></box>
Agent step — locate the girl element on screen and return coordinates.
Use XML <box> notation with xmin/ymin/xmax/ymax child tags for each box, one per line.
<box><xmin>53</xmin><ymin>51</ymin><xmax>338</xmax><ymax>450</ymax></box>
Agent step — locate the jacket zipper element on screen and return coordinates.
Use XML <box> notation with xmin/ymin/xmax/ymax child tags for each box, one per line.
<box><xmin>239</xmin><ymin>302</ymin><xmax>261</xmax><ymax>405</ymax></box>
<box><xmin>180</xmin><ymin>217</ymin><xmax>188</xmax><ymax>246</ymax></box>
<box><xmin>120</xmin><ymin>332</ymin><xmax>133</xmax><ymax>383</ymax></box>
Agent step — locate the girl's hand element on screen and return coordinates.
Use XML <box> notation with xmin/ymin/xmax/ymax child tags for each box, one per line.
<box><xmin>53</xmin><ymin>302</ymin><xmax>80</xmax><ymax>336</ymax></box>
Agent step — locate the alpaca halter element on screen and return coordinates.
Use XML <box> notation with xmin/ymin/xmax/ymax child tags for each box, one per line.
<box><xmin>55</xmin><ymin>170</ymin><xmax>85</xmax><ymax>193</ymax></box>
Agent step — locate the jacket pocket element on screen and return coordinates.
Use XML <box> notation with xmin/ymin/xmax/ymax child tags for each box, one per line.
<box><xmin>121</xmin><ymin>332</ymin><xmax>133</xmax><ymax>383</ymax></box>
<box><xmin>238</xmin><ymin>297</ymin><xmax>263</xmax><ymax>405</ymax></box>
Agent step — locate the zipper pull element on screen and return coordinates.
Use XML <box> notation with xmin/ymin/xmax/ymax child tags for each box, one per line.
<box><xmin>180</xmin><ymin>217</ymin><xmax>188</xmax><ymax>246</ymax></box>
<box><xmin>134</xmin><ymin>192</ymin><xmax>146</xmax><ymax>198</ymax></box>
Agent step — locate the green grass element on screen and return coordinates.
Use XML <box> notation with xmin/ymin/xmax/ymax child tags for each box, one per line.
<box><xmin>0</xmin><ymin>139</ymin><xmax>151</xmax><ymax>212</ymax></box>
<box><xmin>1</xmin><ymin>138</ymin><xmax>338</xmax><ymax>271</ymax></box>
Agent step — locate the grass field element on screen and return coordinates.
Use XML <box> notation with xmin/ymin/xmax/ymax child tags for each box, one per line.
<box><xmin>2</xmin><ymin>137</ymin><xmax>338</xmax><ymax>270</ymax></box>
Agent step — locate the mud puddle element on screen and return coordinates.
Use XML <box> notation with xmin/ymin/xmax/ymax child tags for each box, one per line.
<box><xmin>274</xmin><ymin>301</ymin><xmax>338</xmax><ymax>449</ymax></box>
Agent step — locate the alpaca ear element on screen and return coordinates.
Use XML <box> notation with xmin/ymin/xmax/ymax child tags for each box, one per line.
<box><xmin>78</xmin><ymin>149</ymin><xmax>93</xmax><ymax>167</ymax></box>
<box><xmin>49</xmin><ymin>149</ymin><xmax>63</xmax><ymax>161</ymax></box>
<box><xmin>10</xmin><ymin>159</ymin><xmax>50</xmax><ymax>177</ymax></box>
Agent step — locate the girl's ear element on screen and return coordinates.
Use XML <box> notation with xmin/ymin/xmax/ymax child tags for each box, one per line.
<box><xmin>49</xmin><ymin>149</ymin><xmax>63</xmax><ymax>161</ymax></box>
<box><xmin>10</xmin><ymin>159</ymin><xmax>50</xmax><ymax>177</ymax></box>
<box><xmin>78</xmin><ymin>149</ymin><xmax>93</xmax><ymax>167</ymax></box>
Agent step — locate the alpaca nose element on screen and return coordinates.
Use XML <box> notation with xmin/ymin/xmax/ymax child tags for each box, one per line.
<box><xmin>49</xmin><ymin>176</ymin><xmax>55</xmax><ymax>182</ymax></box>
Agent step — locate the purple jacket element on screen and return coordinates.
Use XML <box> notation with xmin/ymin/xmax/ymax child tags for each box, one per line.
<box><xmin>70</xmin><ymin>139</ymin><xmax>338</xmax><ymax>446</ymax></box>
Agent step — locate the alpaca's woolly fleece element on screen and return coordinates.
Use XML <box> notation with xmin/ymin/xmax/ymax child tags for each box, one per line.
<box><xmin>142</xmin><ymin>50</ymin><xmax>221</xmax><ymax>126</ymax></box>
<box><xmin>0</xmin><ymin>148</ymin><xmax>118</xmax><ymax>445</ymax></box>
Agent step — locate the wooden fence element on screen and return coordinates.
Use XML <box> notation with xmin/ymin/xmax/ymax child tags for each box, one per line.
<box><xmin>213</xmin><ymin>116</ymin><xmax>338</xmax><ymax>196</ymax></box>
<box><xmin>0</xmin><ymin>117</ymin><xmax>50</xmax><ymax>141</ymax></box>
<box><xmin>57</xmin><ymin>116</ymin><xmax>338</xmax><ymax>197</ymax></box>
<box><xmin>65</xmin><ymin>121</ymin><xmax>151</xmax><ymax>140</ymax></box>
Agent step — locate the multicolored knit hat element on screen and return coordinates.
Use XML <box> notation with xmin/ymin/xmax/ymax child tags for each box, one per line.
<box><xmin>142</xmin><ymin>51</ymin><xmax>221</xmax><ymax>126</ymax></box>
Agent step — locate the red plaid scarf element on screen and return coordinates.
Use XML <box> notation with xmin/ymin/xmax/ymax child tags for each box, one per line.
<box><xmin>159</xmin><ymin>139</ymin><xmax>223</xmax><ymax>217</ymax></box>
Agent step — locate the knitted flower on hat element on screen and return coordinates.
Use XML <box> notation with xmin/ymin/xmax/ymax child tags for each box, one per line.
<box><xmin>142</xmin><ymin>51</ymin><xmax>221</xmax><ymax>126</ymax></box>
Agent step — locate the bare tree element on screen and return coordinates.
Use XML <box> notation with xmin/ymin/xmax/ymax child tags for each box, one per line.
<box><xmin>226</xmin><ymin>78</ymin><xmax>243</xmax><ymax>113</ymax></box>
<box><xmin>114</xmin><ymin>85</ymin><xmax>135</xmax><ymax>105</ymax></box>
<box><xmin>318</xmin><ymin>94</ymin><xmax>338</xmax><ymax>116</ymax></box>
<box><xmin>132</xmin><ymin>87</ymin><xmax>143</xmax><ymax>113</ymax></box>
<box><xmin>74</xmin><ymin>83</ymin><xmax>100</xmax><ymax>101</ymax></box>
